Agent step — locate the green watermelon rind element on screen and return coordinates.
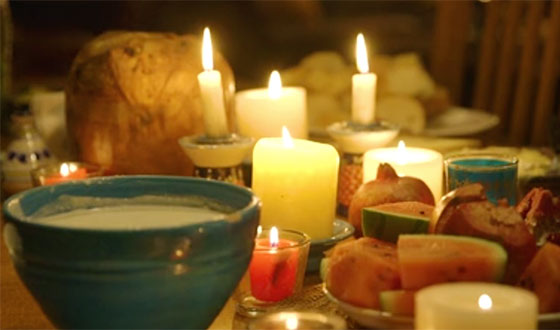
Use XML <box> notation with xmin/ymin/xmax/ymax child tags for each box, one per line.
<box><xmin>398</xmin><ymin>234</ymin><xmax>508</xmax><ymax>282</ymax></box>
<box><xmin>379</xmin><ymin>290</ymin><xmax>415</xmax><ymax>316</ymax></box>
<box><xmin>362</xmin><ymin>207</ymin><xmax>430</xmax><ymax>243</ymax></box>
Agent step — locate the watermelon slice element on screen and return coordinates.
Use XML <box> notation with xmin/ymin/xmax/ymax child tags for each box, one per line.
<box><xmin>326</xmin><ymin>238</ymin><xmax>401</xmax><ymax>309</ymax></box>
<box><xmin>362</xmin><ymin>202</ymin><xmax>432</xmax><ymax>243</ymax></box>
<box><xmin>379</xmin><ymin>290</ymin><xmax>415</xmax><ymax>316</ymax></box>
<box><xmin>398</xmin><ymin>234</ymin><xmax>507</xmax><ymax>290</ymax></box>
<box><xmin>518</xmin><ymin>243</ymin><xmax>560</xmax><ymax>313</ymax></box>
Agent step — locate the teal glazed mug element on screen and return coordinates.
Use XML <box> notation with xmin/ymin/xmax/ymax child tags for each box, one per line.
<box><xmin>445</xmin><ymin>154</ymin><xmax>518</xmax><ymax>205</ymax></box>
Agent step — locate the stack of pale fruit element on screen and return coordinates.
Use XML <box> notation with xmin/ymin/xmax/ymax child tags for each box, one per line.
<box><xmin>324</xmin><ymin>163</ymin><xmax>560</xmax><ymax>316</ymax></box>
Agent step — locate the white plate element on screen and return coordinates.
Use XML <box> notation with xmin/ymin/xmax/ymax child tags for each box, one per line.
<box><xmin>424</xmin><ymin>107</ymin><xmax>499</xmax><ymax>137</ymax></box>
<box><xmin>323</xmin><ymin>284</ymin><xmax>560</xmax><ymax>329</ymax></box>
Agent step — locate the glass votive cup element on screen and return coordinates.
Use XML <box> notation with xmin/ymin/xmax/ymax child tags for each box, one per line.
<box><xmin>31</xmin><ymin>162</ymin><xmax>104</xmax><ymax>187</ymax></box>
<box><xmin>445</xmin><ymin>154</ymin><xmax>518</xmax><ymax>205</ymax></box>
<box><xmin>249</xmin><ymin>311</ymin><xmax>346</xmax><ymax>330</ymax></box>
<box><xmin>236</xmin><ymin>227</ymin><xmax>311</xmax><ymax>318</ymax></box>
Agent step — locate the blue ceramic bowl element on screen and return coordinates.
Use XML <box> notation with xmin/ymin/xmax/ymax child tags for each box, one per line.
<box><xmin>2</xmin><ymin>176</ymin><xmax>260</xmax><ymax>329</ymax></box>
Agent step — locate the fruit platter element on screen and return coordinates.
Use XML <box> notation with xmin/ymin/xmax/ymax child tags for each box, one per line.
<box><xmin>321</xmin><ymin>163</ymin><xmax>560</xmax><ymax>329</ymax></box>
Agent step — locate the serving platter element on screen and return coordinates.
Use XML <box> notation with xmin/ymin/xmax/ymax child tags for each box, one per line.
<box><xmin>424</xmin><ymin>107</ymin><xmax>499</xmax><ymax>137</ymax></box>
<box><xmin>307</xmin><ymin>219</ymin><xmax>354</xmax><ymax>273</ymax></box>
<box><xmin>323</xmin><ymin>284</ymin><xmax>560</xmax><ymax>329</ymax></box>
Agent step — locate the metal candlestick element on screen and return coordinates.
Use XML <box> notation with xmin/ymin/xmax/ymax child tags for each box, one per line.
<box><xmin>179</xmin><ymin>134</ymin><xmax>254</xmax><ymax>186</ymax></box>
<box><xmin>327</xmin><ymin>121</ymin><xmax>399</xmax><ymax>217</ymax></box>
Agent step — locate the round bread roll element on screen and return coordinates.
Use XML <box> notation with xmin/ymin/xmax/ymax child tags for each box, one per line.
<box><xmin>66</xmin><ymin>31</ymin><xmax>235</xmax><ymax>175</ymax></box>
<box><xmin>376</xmin><ymin>96</ymin><xmax>426</xmax><ymax>134</ymax></box>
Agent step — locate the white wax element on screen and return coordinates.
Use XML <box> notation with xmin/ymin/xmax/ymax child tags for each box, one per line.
<box><xmin>235</xmin><ymin>87</ymin><xmax>308</xmax><ymax>139</ymax></box>
<box><xmin>351</xmin><ymin>73</ymin><xmax>377</xmax><ymax>124</ymax></box>
<box><xmin>36</xmin><ymin>205</ymin><xmax>224</xmax><ymax>230</ymax></box>
<box><xmin>363</xmin><ymin>146</ymin><xmax>443</xmax><ymax>201</ymax></box>
<box><xmin>416</xmin><ymin>283</ymin><xmax>538</xmax><ymax>329</ymax></box>
<box><xmin>198</xmin><ymin>70</ymin><xmax>229</xmax><ymax>138</ymax></box>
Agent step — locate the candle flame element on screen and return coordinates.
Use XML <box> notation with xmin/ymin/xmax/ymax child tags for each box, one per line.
<box><xmin>478</xmin><ymin>294</ymin><xmax>492</xmax><ymax>310</ymax></box>
<box><xmin>60</xmin><ymin>163</ymin><xmax>70</xmax><ymax>177</ymax></box>
<box><xmin>202</xmin><ymin>27</ymin><xmax>214</xmax><ymax>71</ymax></box>
<box><xmin>268</xmin><ymin>70</ymin><xmax>283</xmax><ymax>99</ymax></box>
<box><xmin>282</xmin><ymin>126</ymin><xmax>294</xmax><ymax>148</ymax></box>
<box><xmin>285</xmin><ymin>316</ymin><xmax>299</xmax><ymax>330</ymax></box>
<box><xmin>257</xmin><ymin>225</ymin><xmax>262</xmax><ymax>237</ymax></box>
<box><xmin>396</xmin><ymin>140</ymin><xmax>407</xmax><ymax>166</ymax></box>
<box><xmin>270</xmin><ymin>226</ymin><xmax>279</xmax><ymax>247</ymax></box>
<box><xmin>356</xmin><ymin>33</ymin><xmax>369</xmax><ymax>73</ymax></box>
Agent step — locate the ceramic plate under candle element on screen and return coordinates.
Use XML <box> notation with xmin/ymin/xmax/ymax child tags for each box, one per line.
<box><xmin>323</xmin><ymin>284</ymin><xmax>560</xmax><ymax>329</ymax></box>
<box><xmin>307</xmin><ymin>219</ymin><xmax>354</xmax><ymax>273</ymax></box>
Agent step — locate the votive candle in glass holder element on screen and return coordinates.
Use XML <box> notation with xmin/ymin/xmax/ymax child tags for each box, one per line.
<box><xmin>236</xmin><ymin>227</ymin><xmax>310</xmax><ymax>317</ymax></box>
<box><xmin>31</xmin><ymin>162</ymin><xmax>104</xmax><ymax>186</ymax></box>
<box><xmin>249</xmin><ymin>312</ymin><xmax>346</xmax><ymax>330</ymax></box>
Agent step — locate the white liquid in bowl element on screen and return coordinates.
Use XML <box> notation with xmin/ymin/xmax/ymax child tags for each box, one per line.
<box><xmin>35</xmin><ymin>205</ymin><xmax>225</xmax><ymax>230</ymax></box>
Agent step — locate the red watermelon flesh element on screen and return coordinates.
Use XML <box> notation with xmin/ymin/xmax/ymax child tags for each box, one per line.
<box><xmin>518</xmin><ymin>243</ymin><xmax>560</xmax><ymax>313</ymax></box>
<box><xmin>398</xmin><ymin>234</ymin><xmax>507</xmax><ymax>290</ymax></box>
<box><xmin>327</xmin><ymin>237</ymin><xmax>401</xmax><ymax>309</ymax></box>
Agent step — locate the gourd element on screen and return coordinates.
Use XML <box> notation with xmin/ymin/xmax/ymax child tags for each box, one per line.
<box><xmin>66</xmin><ymin>31</ymin><xmax>235</xmax><ymax>175</ymax></box>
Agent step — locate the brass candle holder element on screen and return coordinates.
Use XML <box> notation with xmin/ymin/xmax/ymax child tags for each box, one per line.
<box><xmin>327</xmin><ymin>121</ymin><xmax>399</xmax><ymax>217</ymax></box>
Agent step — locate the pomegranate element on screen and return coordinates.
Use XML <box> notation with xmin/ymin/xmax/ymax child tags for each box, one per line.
<box><xmin>348</xmin><ymin>163</ymin><xmax>435</xmax><ymax>236</ymax></box>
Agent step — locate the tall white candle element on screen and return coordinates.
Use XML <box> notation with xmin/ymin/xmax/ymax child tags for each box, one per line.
<box><xmin>352</xmin><ymin>33</ymin><xmax>377</xmax><ymax>125</ymax></box>
<box><xmin>252</xmin><ymin>127</ymin><xmax>339</xmax><ymax>239</ymax></box>
<box><xmin>416</xmin><ymin>282</ymin><xmax>538</xmax><ymax>329</ymax></box>
<box><xmin>363</xmin><ymin>141</ymin><xmax>443</xmax><ymax>200</ymax></box>
<box><xmin>235</xmin><ymin>71</ymin><xmax>308</xmax><ymax>139</ymax></box>
<box><xmin>197</xmin><ymin>27</ymin><xmax>229</xmax><ymax>138</ymax></box>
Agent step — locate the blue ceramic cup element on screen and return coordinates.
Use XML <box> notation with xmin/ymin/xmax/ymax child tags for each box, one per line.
<box><xmin>2</xmin><ymin>176</ymin><xmax>260</xmax><ymax>329</ymax></box>
<box><xmin>445</xmin><ymin>154</ymin><xmax>518</xmax><ymax>205</ymax></box>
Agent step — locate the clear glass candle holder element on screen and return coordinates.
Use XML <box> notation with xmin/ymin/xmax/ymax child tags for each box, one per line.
<box><xmin>31</xmin><ymin>162</ymin><xmax>104</xmax><ymax>187</ymax></box>
<box><xmin>445</xmin><ymin>153</ymin><xmax>518</xmax><ymax>205</ymax></box>
<box><xmin>249</xmin><ymin>311</ymin><xmax>346</xmax><ymax>330</ymax></box>
<box><xmin>236</xmin><ymin>227</ymin><xmax>311</xmax><ymax>318</ymax></box>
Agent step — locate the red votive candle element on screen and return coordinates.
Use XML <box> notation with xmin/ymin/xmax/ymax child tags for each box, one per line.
<box><xmin>31</xmin><ymin>162</ymin><xmax>104</xmax><ymax>187</ymax></box>
<box><xmin>248</xmin><ymin>227</ymin><xmax>310</xmax><ymax>303</ymax></box>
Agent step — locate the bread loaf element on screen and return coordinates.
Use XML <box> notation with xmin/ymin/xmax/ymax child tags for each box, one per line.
<box><xmin>66</xmin><ymin>31</ymin><xmax>235</xmax><ymax>175</ymax></box>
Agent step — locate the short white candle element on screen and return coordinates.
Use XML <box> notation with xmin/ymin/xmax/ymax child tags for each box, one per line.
<box><xmin>197</xmin><ymin>27</ymin><xmax>229</xmax><ymax>138</ymax></box>
<box><xmin>352</xmin><ymin>33</ymin><xmax>377</xmax><ymax>125</ymax></box>
<box><xmin>252</xmin><ymin>127</ymin><xmax>339</xmax><ymax>239</ymax></box>
<box><xmin>235</xmin><ymin>71</ymin><xmax>308</xmax><ymax>139</ymax></box>
<box><xmin>415</xmin><ymin>282</ymin><xmax>538</xmax><ymax>329</ymax></box>
<box><xmin>363</xmin><ymin>141</ymin><xmax>443</xmax><ymax>200</ymax></box>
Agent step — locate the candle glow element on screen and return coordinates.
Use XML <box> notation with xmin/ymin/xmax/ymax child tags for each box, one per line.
<box><xmin>478</xmin><ymin>294</ymin><xmax>492</xmax><ymax>310</ymax></box>
<box><xmin>282</xmin><ymin>126</ymin><xmax>294</xmax><ymax>148</ymax></box>
<box><xmin>356</xmin><ymin>33</ymin><xmax>369</xmax><ymax>73</ymax></box>
<box><xmin>202</xmin><ymin>27</ymin><xmax>213</xmax><ymax>71</ymax></box>
<box><xmin>270</xmin><ymin>226</ymin><xmax>279</xmax><ymax>248</ymax></box>
<box><xmin>60</xmin><ymin>163</ymin><xmax>70</xmax><ymax>177</ymax></box>
<box><xmin>286</xmin><ymin>317</ymin><xmax>299</xmax><ymax>330</ymax></box>
<box><xmin>268</xmin><ymin>71</ymin><xmax>283</xmax><ymax>99</ymax></box>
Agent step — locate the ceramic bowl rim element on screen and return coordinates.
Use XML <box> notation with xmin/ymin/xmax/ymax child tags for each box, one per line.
<box><xmin>2</xmin><ymin>175</ymin><xmax>261</xmax><ymax>234</ymax></box>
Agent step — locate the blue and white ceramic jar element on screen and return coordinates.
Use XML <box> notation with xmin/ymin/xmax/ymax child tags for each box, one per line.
<box><xmin>2</xmin><ymin>111</ymin><xmax>55</xmax><ymax>195</ymax></box>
